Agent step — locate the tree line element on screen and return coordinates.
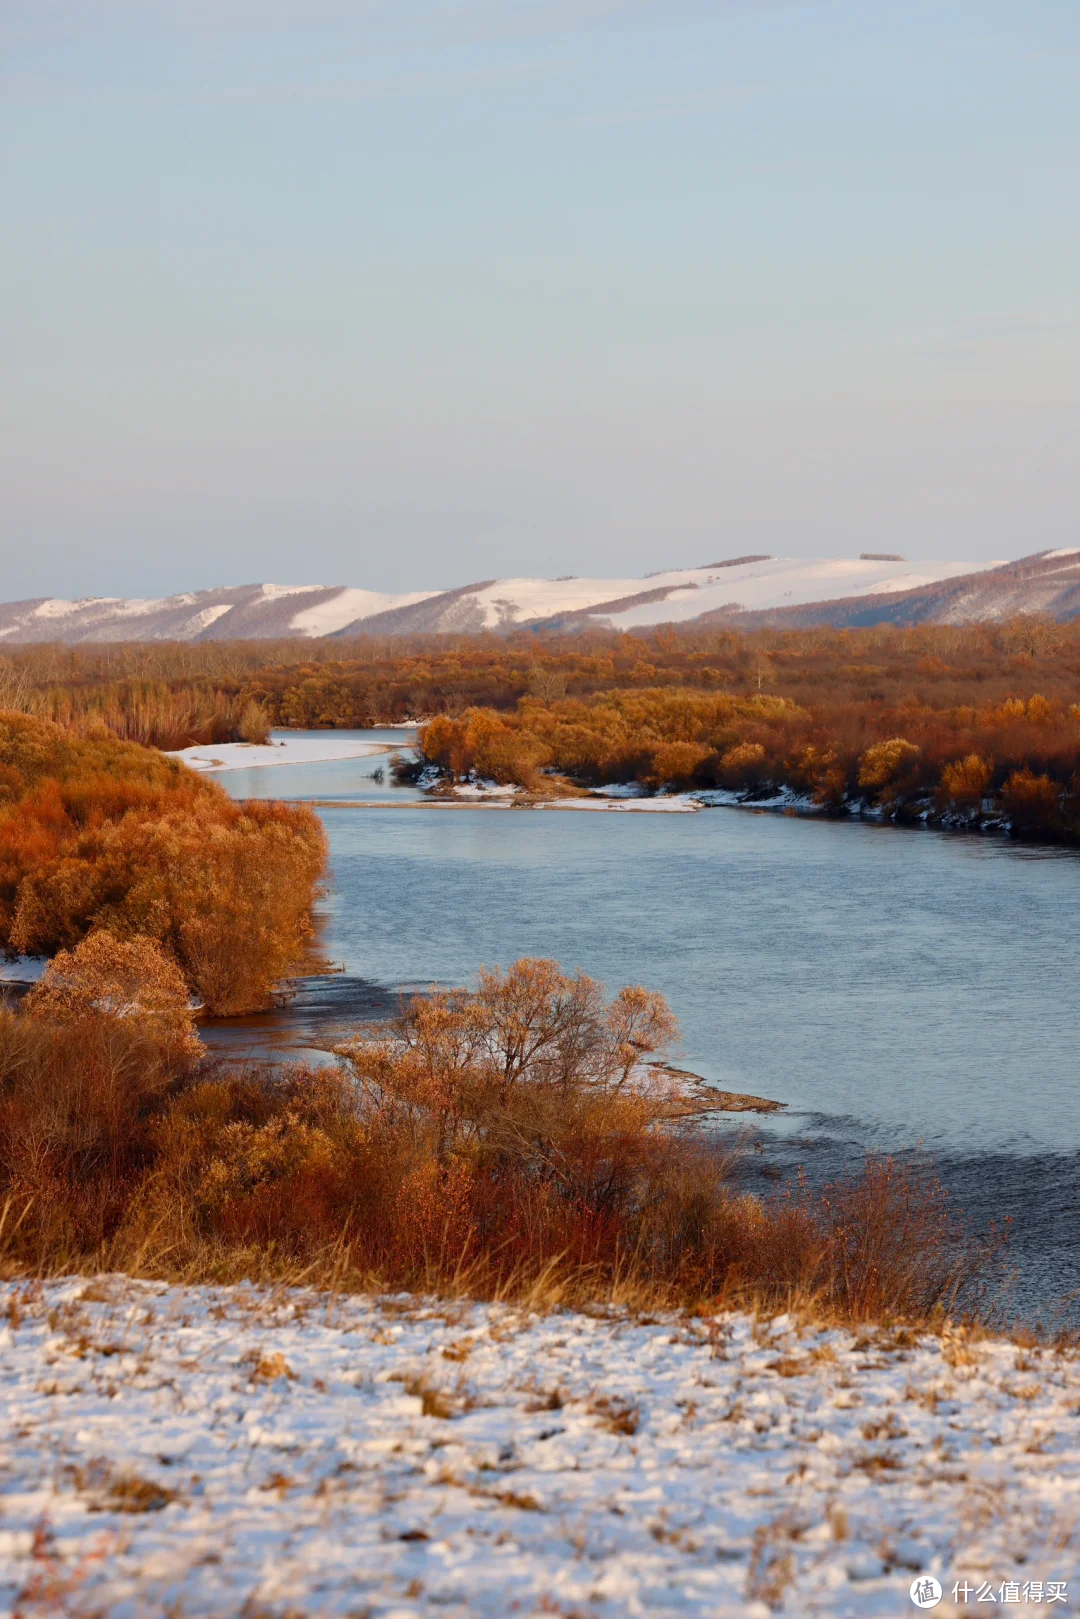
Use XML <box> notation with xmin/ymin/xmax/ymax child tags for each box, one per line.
<box><xmin>2</xmin><ymin>617</ymin><xmax>1079</xmax><ymax>746</ymax></box>
<box><xmin>4</xmin><ymin>619</ymin><xmax>1080</xmax><ymax>837</ymax></box>
<box><xmin>417</xmin><ymin>685</ymin><xmax>1080</xmax><ymax>839</ymax></box>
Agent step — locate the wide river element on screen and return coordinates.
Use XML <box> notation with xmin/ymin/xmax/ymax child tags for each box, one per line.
<box><xmin>215</xmin><ymin>731</ymin><xmax>1079</xmax><ymax>1323</ymax></box>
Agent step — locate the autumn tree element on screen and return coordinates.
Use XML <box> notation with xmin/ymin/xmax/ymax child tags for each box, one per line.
<box><xmin>0</xmin><ymin>712</ymin><xmax>326</xmax><ymax>1014</ymax></box>
<box><xmin>25</xmin><ymin>931</ymin><xmax>202</xmax><ymax>1060</ymax></box>
<box><xmin>938</xmin><ymin>754</ymin><xmax>993</xmax><ymax>813</ymax></box>
<box><xmin>858</xmin><ymin>738</ymin><xmax>919</xmax><ymax>802</ymax></box>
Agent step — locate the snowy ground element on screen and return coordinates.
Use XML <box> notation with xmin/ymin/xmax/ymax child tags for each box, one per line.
<box><xmin>166</xmin><ymin>738</ymin><xmax>394</xmax><ymax>773</ymax></box>
<box><xmin>0</xmin><ymin>1280</ymin><xmax>1077</xmax><ymax>1618</ymax></box>
<box><xmin>308</xmin><ymin>796</ymin><xmax>703</xmax><ymax>812</ymax></box>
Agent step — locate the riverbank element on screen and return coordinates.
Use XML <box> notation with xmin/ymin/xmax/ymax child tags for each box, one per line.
<box><xmin>286</xmin><ymin>786</ymin><xmax>1027</xmax><ymax>835</ymax></box>
<box><xmin>2</xmin><ymin>1276</ymin><xmax>1075</xmax><ymax>1618</ymax></box>
<box><xmin>299</xmin><ymin>795</ymin><xmax>702</xmax><ymax>812</ymax></box>
<box><xmin>166</xmin><ymin>737</ymin><xmax>395</xmax><ymax>772</ymax></box>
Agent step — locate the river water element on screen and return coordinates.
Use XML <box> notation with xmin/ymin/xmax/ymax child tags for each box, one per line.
<box><xmin>210</xmin><ymin>731</ymin><xmax>1080</xmax><ymax>1323</ymax></box>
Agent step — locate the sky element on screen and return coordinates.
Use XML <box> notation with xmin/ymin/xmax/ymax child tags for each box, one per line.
<box><xmin>1</xmin><ymin>0</ymin><xmax>1079</xmax><ymax>600</ymax></box>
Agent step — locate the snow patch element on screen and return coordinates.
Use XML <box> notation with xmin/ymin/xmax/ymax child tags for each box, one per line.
<box><xmin>167</xmin><ymin>737</ymin><xmax>394</xmax><ymax>773</ymax></box>
<box><xmin>289</xmin><ymin>588</ymin><xmax>441</xmax><ymax>636</ymax></box>
<box><xmin>32</xmin><ymin>597</ymin><xmax>116</xmax><ymax>619</ymax></box>
<box><xmin>178</xmin><ymin>603</ymin><xmax>233</xmax><ymax>634</ymax></box>
<box><xmin>259</xmin><ymin>583</ymin><xmax>324</xmax><ymax>601</ymax></box>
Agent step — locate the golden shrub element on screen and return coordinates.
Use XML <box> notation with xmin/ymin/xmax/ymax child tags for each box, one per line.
<box><xmin>0</xmin><ymin>711</ymin><xmax>326</xmax><ymax>1014</ymax></box>
<box><xmin>25</xmin><ymin>931</ymin><xmax>202</xmax><ymax>1060</ymax></box>
<box><xmin>857</xmin><ymin>737</ymin><xmax>919</xmax><ymax>792</ymax></box>
<box><xmin>939</xmin><ymin>753</ymin><xmax>993</xmax><ymax>805</ymax></box>
<box><xmin>647</xmin><ymin>741</ymin><xmax>711</xmax><ymax>789</ymax></box>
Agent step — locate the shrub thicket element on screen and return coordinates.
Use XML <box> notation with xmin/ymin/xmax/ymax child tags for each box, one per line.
<box><xmin>0</xmin><ymin>712</ymin><xmax>326</xmax><ymax>1013</ymax></box>
<box><xmin>417</xmin><ymin>686</ymin><xmax>1080</xmax><ymax>838</ymax></box>
<box><xmin>0</xmin><ymin>956</ymin><xmax>1000</xmax><ymax>1324</ymax></box>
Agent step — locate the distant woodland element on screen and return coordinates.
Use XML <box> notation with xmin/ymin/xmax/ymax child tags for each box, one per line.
<box><xmin>3</xmin><ymin>618</ymin><xmax>1080</xmax><ymax>839</ymax></box>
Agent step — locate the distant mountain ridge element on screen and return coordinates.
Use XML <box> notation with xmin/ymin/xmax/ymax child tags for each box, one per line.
<box><xmin>1</xmin><ymin>551</ymin><xmax>1077</xmax><ymax>642</ymax></box>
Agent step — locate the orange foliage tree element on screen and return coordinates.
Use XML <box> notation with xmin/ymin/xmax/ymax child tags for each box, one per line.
<box><xmin>26</xmin><ymin>932</ymin><xmax>202</xmax><ymax>1060</ymax></box>
<box><xmin>0</xmin><ymin>712</ymin><xmax>326</xmax><ymax>1013</ymax></box>
<box><xmin>415</xmin><ymin>682</ymin><xmax>1080</xmax><ymax>840</ymax></box>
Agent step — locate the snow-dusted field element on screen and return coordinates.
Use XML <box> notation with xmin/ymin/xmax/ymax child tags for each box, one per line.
<box><xmin>1</xmin><ymin>1280</ymin><xmax>1076</xmax><ymax>1618</ymax></box>
<box><xmin>166</xmin><ymin>737</ymin><xmax>394</xmax><ymax>773</ymax></box>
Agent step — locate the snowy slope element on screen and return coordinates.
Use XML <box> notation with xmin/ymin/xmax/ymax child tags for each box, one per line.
<box><xmin>601</xmin><ymin>558</ymin><xmax>991</xmax><ymax>629</ymax></box>
<box><xmin>290</xmin><ymin>588</ymin><xmax>441</xmax><ymax>636</ymax></box>
<box><xmin>0</xmin><ymin>584</ymin><xmax>437</xmax><ymax>644</ymax></box>
<box><xmin>1</xmin><ymin>1277</ymin><xmax>1077</xmax><ymax>1618</ymax></box>
<box><xmin>3</xmin><ymin>553</ymin><xmax>1076</xmax><ymax>642</ymax></box>
<box><xmin>390</xmin><ymin>559</ymin><xmax>988</xmax><ymax>632</ymax></box>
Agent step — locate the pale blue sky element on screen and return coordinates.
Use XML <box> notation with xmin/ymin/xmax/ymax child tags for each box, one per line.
<box><xmin>2</xmin><ymin>1</ymin><xmax>1078</xmax><ymax>599</ymax></box>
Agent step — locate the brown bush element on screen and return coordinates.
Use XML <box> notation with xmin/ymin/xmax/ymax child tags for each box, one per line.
<box><xmin>858</xmin><ymin>737</ymin><xmax>919</xmax><ymax>795</ymax></box>
<box><xmin>647</xmin><ymin>741</ymin><xmax>712</xmax><ymax>789</ymax></box>
<box><xmin>1001</xmin><ymin>767</ymin><xmax>1062</xmax><ymax>835</ymax></box>
<box><xmin>719</xmin><ymin>740</ymin><xmax>767</xmax><ymax>787</ymax></box>
<box><xmin>0</xmin><ymin>958</ymin><xmax>1002</xmax><ymax>1325</ymax></box>
<box><xmin>938</xmin><ymin>753</ymin><xmax>993</xmax><ymax>811</ymax></box>
<box><xmin>0</xmin><ymin>712</ymin><xmax>326</xmax><ymax>1013</ymax></box>
<box><xmin>238</xmin><ymin>700</ymin><xmax>272</xmax><ymax>745</ymax></box>
<box><xmin>0</xmin><ymin>1008</ymin><xmax>194</xmax><ymax>1255</ymax></box>
<box><xmin>25</xmin><ymin>932</ymin><xmax>201</xmax><ymax>1061</ymax></box>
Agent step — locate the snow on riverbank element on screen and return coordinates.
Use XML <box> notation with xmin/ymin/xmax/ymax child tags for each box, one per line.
<box><xmin>307</xmin><ymin>795</ymin><xmax>703</xmax><ymax>812</ymax></box>
<box><xmin>0</xmin><ymin>956</ymin><xmax>47</xmax><ymax>984</ymax></box>
<box><xmin>167</xmin><ymin>738</ymin><xmax>394</xmax><ymax>772</ymax></box>
<box><xmin>1</xmin><ymin>1280</ymin><xmax>1077</xmax><ymax>1618</ymax></box>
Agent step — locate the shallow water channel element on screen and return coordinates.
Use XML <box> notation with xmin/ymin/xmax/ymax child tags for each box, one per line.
<box><xmin>206</xmin><ymin>731</ymin><xmax>1080</xmax><ymax>1323</ymax></box>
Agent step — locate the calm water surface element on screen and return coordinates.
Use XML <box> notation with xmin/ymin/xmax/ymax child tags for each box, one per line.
<box><xmin>212</xmin><ymin>734</ymin><xmax>1080</xmax><ymax>1320</ymax></box>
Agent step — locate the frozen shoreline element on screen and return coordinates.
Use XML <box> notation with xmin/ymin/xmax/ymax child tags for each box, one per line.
<box><xmin>166</xmin><ymin>738</ymin><xmax>395</xmax><ymax>773</ymax></box>
<box><xmin>303</xmin><ymin>795</ymin><xmax>703</xmax><ymax>813</ymax></box>
<box><xmin>1</xmin><ymin>1277</ymin><xmax>1076</xmax><ymax>1617</ymax></box>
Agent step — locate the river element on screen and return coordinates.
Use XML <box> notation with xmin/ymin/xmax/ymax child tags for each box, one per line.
<box><xmin>208</xmin><ymin>730</ymin><xmax>1080</xmax><ymax>1323</ymax></box>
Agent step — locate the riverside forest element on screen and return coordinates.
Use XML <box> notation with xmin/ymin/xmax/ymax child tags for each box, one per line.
<box><xmin>3</xmin><ymin>618</ymin><xmax>1080</xmax><ymax>840</ymax></box>
<box><xmin>0</xmin><ymin>706</ymin><xmax>994</xmax><ymax>1319</ymax></box>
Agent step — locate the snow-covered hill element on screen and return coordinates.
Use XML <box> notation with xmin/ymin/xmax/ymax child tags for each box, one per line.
<box><xmin>2</xmin><ymin>551</ymin><xmax>1077</xmax><ymax>642</ymax></box>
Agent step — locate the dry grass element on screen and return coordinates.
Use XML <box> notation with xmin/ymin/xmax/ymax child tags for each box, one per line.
<box><xmin>0</xmin><ymin>960</ymin><xmax>1008</xmax><ymax>1332</ymax></box>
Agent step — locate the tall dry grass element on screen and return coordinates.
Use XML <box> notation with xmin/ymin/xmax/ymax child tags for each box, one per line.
<box><xmin>0</xmin><ymin>958</ymin><xmax>1003</xmax><ymax>1326</ymax></box>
